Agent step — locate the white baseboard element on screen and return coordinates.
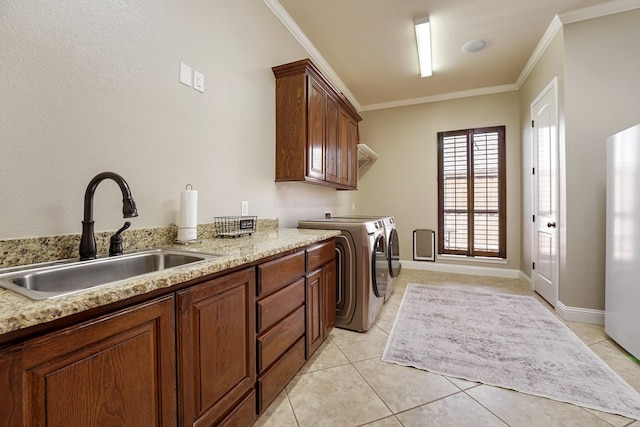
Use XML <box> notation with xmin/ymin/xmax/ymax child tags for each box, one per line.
<box><xmin>519</xmin><ymin>271</ymin><xmax>533</xmax><ymax>290</ymax></box>
<box><xmin>555</xmin><ymin>301</ymin><xmax>605</xmax><ymax>325</ymax></box>
<box><xmin>401</xmin><ymin>260</ymin><xmax>520</xmax><ymax>279</ymax></box>
<box><xmin>402</xmin><ymin>262</ymin><xmax>604</xmax><ymax>325</ymax></box>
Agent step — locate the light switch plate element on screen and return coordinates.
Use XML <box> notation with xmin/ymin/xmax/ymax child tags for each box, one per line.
<box><xmin>193</xmin><ymin>70</ymin><xmax>204</xmax><ymax>92</ymax></box>
<box><xmin>241</xmin><ymin>201</ymin><xmax>249</xmax><ymax>216</ymax></box>
<box><xmin>180</xmin><ymin>62</ymin><xmax>192</xmax><ymax>87</ymax></box>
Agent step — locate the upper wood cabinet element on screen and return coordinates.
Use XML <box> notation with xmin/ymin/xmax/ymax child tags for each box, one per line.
<box><xmin>272</xmin><ymin>59</ymin><xmax>362</xmax><ymax>190</ymax></box>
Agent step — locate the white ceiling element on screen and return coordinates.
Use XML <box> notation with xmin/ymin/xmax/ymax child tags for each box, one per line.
<box><xmin>270</xmin><ymin>0</ymin><xmax>617</xmax><ymax>110</ymax></box>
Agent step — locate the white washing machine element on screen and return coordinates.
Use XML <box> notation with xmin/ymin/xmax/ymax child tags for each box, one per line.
<box><xmin>298</xmin><ymin>217</ymin><xmax>387</xmax><ymax>332</ymax></box>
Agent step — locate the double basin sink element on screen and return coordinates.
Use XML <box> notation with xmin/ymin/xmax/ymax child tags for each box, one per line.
<box><xmin>0</xmin><ymin>249</ymin><xmax>220</xmax><ymax>300</ymax></box>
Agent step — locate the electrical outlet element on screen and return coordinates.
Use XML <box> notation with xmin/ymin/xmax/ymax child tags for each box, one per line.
<box><xmin>193</xmin><ymin>70</ymin><xmax>204</xmax><ymax>92</ymax></box>
<box><xmin>241</xmin><ymin>201</ymin><xmax>249</xmax><ymax>216</ymax></box>
<box><xmin>324</xmin><ymin>210</ymin><xmax>332</xmax><ymax>219</ymax></box>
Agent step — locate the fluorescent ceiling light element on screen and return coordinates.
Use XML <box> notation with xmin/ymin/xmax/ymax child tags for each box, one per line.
<box><xmin>414</xmin><ymin>16</ymin><xmax>432</xmax><ymax>78</ymax></box>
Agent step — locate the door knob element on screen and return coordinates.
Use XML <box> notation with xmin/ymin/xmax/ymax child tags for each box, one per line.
<box><xmin>547</xmin><ymin>222</ymin><xmax>556</xmax><ymax>228</ymax></box>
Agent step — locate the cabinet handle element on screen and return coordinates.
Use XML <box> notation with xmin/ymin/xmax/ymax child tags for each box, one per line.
<box><xmin>547</xmin><ymin>222</ymin><xmax>556</xmax><ymax>228</ymax></box>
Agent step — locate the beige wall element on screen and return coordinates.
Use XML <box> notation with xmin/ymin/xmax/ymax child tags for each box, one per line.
<box><xmin>358</xmin><ymin>92</ymin><xmax>521</xmax><ymax>270</ymax></box>
<box><xmin>520</xmin><ymin>8</ymin><xmax>640</xmax><ymax>311</ymax></box>
<box><xmin>560</xmin><ymin>9</ymin><xmax>640</xmax><ymax>309</ymax></box>
<box><xmin>3</xmin><ymin>1</ymin><xmax>638</xmax><ymax>316</ymax></box>
<box><xmin>519</xmin><ymin>30</ymin><xmax>565</xmax><ymax>281</ymax></box>
<box><xmin>0</xmin><ymin>0</ymin><xmax>357</xmax><ymax>240</ymax></box>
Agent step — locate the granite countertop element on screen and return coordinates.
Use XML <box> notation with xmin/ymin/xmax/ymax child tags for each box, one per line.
<box><xmin>0</xmin><ymin>228</ymin><xmax>340</xmax><ymax>336</ymax></box>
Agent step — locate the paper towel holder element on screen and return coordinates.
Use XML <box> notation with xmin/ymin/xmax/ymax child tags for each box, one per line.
<box><xmin>173</xmin><ymin>223</ymin><xmax>202</xmax><ymax>245</ymax></box>
<box><xmin>174</xmin><ymin>184</ymin><xmax>202</xmax><ymax>245</ymax></box>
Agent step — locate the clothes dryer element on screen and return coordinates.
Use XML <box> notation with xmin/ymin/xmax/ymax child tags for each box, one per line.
<box><xmin>331</xmin><ymin>215</ymin><xmax>401</xmax><ymax>301</ymax></box>
<box><xmin>298</xmin><ymin>217</ymin><xmax>386</xmax><ymax>332</ymax></box>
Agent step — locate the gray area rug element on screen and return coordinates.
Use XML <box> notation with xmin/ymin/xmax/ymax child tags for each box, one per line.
<box><xmin>382</xmin><ymin>284</ymin><xmax>640</xmax><ymax>420</ymax></box>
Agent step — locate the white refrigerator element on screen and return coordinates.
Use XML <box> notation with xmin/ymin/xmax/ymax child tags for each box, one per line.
<box><xmin>605</xmin><ymin>123</ymin><xmax>640</xmax><ymax>359</ymax></box>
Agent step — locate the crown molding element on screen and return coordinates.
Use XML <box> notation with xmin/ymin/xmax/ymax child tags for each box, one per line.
<box><xmin>359</xmin><ymin>84</ymin><xmax>518</xmax><ymax>112</ymax></box>
<box><xmin>558</xmin><ymin>0</ymin><xmax>640</xmax><ymax>24</ymax></box>
<box><xmin>262</xmin><ymin>0</ymin><xmax>362</xmax><ymax>111</ymax></box>
<box><xmin>515</xmin><ymin>0</ymin><xmax>640</xmax><ymax>90</ymax></box>
<box><xmin>515</xmin><ymin>15</ymin><xmax>563</xmax><ymax>89</ymax></box>
<box><xmin>266</xmin><ymin>0</ymin><xmax>640</xmax><ymax>112</ymax></box>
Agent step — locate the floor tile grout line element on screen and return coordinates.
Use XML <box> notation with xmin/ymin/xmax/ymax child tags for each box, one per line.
<box><xmin>349</xmin><ymin>359</ymin><xmax>395</xmax><ymax>423</ymax></box>
<box><xmin>387</xmin><ymin>389</ymin><xmax>470</xmax><ymax>420</ymax></box>
<box><xmin>463</xmin><ymin>388</ymin><xmax>512</xmax><ymax>426</ymax></box>
<box><xmin>586</xmin><ymin>405</ymin><xmax>633</xmax><ymax>427</ymax></box>
<box><xmin>283</xmin><ymin>387</ymin><xmax>301</xmax><ymax>427</ymax></box>
<box><xmin>266</xmin><ymin>272</ymin><xmax>640</xmax><ymax>427</ymax></box>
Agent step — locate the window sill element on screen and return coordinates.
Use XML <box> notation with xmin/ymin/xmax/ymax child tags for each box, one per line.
<box><xmin>437</xmin><ymin>254</ymin><xmax>508</xmax><ymax>265</ymax></box>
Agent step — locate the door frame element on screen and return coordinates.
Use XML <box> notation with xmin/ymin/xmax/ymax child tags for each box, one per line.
<box><xmin>530</xmin><ymin>77</ymin><xmax>560</xmax><ymax>303</ymax></box>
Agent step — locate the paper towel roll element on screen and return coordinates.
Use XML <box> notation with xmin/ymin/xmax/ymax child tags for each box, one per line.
<box><xmin>177</xmin><ymin>188</ymin><xmax>197</xmax><ymax>241</ymax></box>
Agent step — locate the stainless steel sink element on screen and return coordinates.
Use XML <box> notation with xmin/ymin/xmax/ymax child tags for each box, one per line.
<box><xmin>0</xmin><ymin>249</ymin><xmax>220</xmax><ymax>300</ymax></box>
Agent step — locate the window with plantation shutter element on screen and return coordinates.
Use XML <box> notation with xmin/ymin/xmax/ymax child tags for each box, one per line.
<box><xmin>437</xmin><ymin>126</ymin><xmax>506</xmax><ymax>258</ymax></box>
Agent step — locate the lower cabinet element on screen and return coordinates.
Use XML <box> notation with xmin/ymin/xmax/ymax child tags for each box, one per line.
<box><xmin>0</xmin><ymin>269</ymin><xmax>256</xmax><ymax>427</ymax></box>
<box><xmin>255</xmin><ymin>239</ymin><xmax>337</xmax><ymax>415</ymax></box>
<box><xmin>305</xmin><ymin>240</ymin><xmax>337</xmax><ymax>358</ymax></box>
<box><xmin>305</xmin><ymin>268</ymin><xmax>324</xmax><ymax>356</ymax></box>
<box><xmin>177</xmin><ymin>267</ymin><xmax>256</xmax><ymax>427</ymax></box>
<box><xmin>0</xmin><ymin>238</ymin><xmax>336</xmax><ymax>426</ymax></box>
<box><xmin>255</xmin><ymin>251</ymin><xmax>306</xmax><ymax>413</ymax></box>
<box><xmin>0</xmin><ymin>295</ymin><xmax>177</xmax><ymax>427</ymax></box>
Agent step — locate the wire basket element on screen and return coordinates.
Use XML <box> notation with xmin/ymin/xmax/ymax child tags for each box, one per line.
<box><xmin>214</xmin><ymin>216</ymin><xmax>257</xmax><ymax>238</ymax></box>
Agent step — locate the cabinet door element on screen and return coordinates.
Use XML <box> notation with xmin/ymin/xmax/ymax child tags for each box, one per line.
<box><xmin>338</xmin><ymin>109</ymin><xmax>351</xmax><ymax>186</ymax></box>
<box><xmin>305</xmin><ymin>268</ymin><xmax>323</xmax><ymax>357</ymax></box>
<box><xmin>323</xmin><ymin>259</ymin><xmax>337</xmax><ymax>336</ymax></box>
<box><xmin>0</xmin><ymin>296</ymin><xmax>177</xmax><ymax>427</ymax></box>
<box><xmin>307</xmin><ymin>76</ymin><xmax>326</xmax><ymax>181</ymax></box>
<box><xmin>325</xmin><ymin>94</ymin><xmax>340</xmax><ymax>184</ymax></box>
<box><xmin>347</xmin><ymin>117</ymin><xmax>359</xmax><ymax>188</ymax></box>
<box><xmin>337</xmin><ymin>108</ymin><xmax>359</xmax><ymax>188</ymax></box>
<box><xmin>178</xmin><ymin>268</ymin><xmax>256</xmax><ymax>427</ymax></box>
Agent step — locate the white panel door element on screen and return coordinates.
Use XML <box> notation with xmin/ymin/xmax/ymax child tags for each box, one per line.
<box><xmin>532</xmin><ymin>79</ymin><xmax>559</xmax><ymax>306</ymax></box>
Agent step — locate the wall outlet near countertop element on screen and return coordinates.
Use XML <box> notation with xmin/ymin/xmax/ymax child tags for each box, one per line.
<box><xmin>193</xmin><ymin>70</ymin><xmax>204</xmax><ymax>92</ymax></box>
<box><xmin>324</xmin><ymin>210</ymin><xmax>332</xmax><ymax>219</ymax></box>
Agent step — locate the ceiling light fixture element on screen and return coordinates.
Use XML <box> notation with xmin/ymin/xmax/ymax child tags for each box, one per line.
<box><xmin>462</xmin><ymin>39</ymin><xmax>488</xmax><ymax>53</ymax></box>
<box><xmin>414</xmin><ymin>16</ymin><xmax>432</xmax><ymax>78</ymax></box>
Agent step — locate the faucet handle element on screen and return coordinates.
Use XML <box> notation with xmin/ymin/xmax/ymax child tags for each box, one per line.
<box><xmin>109</xmin><ymin>221</ymin><xmax>131</xmax><ymax>256</ymax></box>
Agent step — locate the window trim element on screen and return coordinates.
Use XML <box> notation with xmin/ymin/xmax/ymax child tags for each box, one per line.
<box><xmin>437</xmin><ymin>126</ymin><xmax>506</xmax><ymax>258</ymax></box>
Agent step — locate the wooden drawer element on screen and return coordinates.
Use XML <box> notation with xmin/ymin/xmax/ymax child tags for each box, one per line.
<box><xmin>217</xmin><ymin>389</ymin><xmax>256</xmax><ymax>427</ymax></box>
<box><xmin>258</xmin><ymin>251</ymin><xmax>305</xmax><ymax>297</ymax></box>
<box><xmin>257</xmin><ymin>338</ymin><xmax>305</xmax><ymax>414</ymax></box>
<box><xmin>306</xmin><ymin>240</ymin><xmax>335</xmax><ymax>271</ymax></box>
<box><xmin>257</xmin><ymin>278</ymin><xmax>305</xmax><ymax>334</ymax></box>
<box><xmin>257</xmin><ymin>306</ymin><xmax>305</xmax><ymax>373</ymax></box>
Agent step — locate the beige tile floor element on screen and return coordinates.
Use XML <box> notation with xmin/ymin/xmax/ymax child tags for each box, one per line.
<box><xmin>254</xmin><ymin>269</ymin><xmax>640</xmax><ymax>427</ymax></box>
